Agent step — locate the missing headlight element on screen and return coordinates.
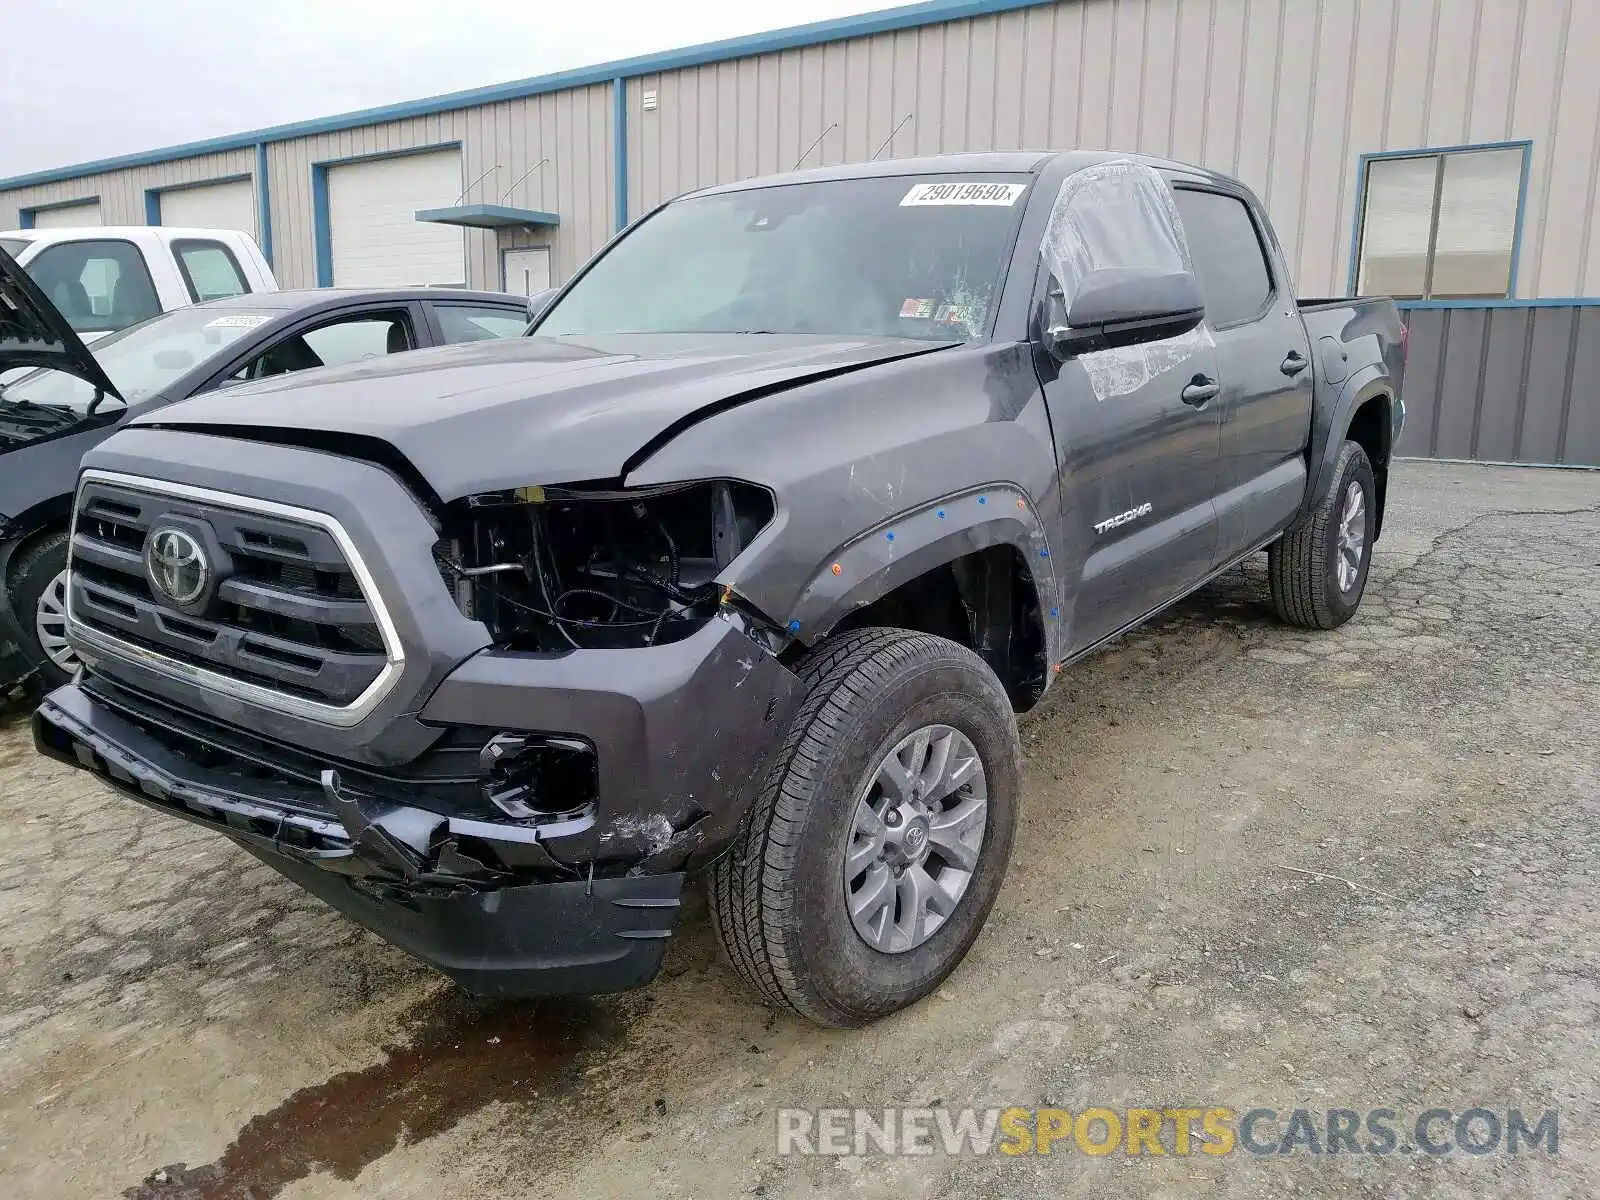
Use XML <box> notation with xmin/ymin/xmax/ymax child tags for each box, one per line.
<box><xmin>438</xmin><ymin>479</ymin><xmax>774</xmax><ymax>651</ymax></box>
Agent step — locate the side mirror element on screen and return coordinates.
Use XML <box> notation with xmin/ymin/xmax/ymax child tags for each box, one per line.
<box><xmin>1046</xmin><ymin>267</ymin><xmax>1205</xmax><ymax>358</ymax></box>
<box><xmin>526</xmin><ymin>288</ymin><xmax>557</xmax><ymax>322</ymax></box>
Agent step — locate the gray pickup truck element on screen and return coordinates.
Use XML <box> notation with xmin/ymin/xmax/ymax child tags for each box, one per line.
<box><xmin>33</xmin><ymin>151</ymin><xmax>1403</xmax><ymax>1027</ymax></box>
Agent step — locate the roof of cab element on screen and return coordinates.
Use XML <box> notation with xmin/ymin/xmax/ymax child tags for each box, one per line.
<box><xmin>685</xmin><ymin>149</ymin><xmax>1222</xmax><ymax>200</ymax></box>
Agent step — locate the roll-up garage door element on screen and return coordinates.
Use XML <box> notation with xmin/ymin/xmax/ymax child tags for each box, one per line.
<box><xmin>159</xmin><ymin>179</ymin><xmax>256</xmax><ymax>236</ymax></box>
<box><xmin>31</xmin><ymin>201</ymin><xmax>102</xmax><ymax>229</ymax></box>
<box><xmin>327</xmin><ymin>149</ymin><xmax>465</xmax><ymax>286</ymax></box>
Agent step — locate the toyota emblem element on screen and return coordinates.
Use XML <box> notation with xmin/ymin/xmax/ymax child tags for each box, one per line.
<box><xmin>144</xmin><ymin>527</ymin><xmax>210</xmax><ymax>607</ymax></box>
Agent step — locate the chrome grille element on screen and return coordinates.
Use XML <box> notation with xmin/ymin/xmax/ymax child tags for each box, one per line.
<box><xmin>67</xmin><ymin>471</ymin><xmax>403</xmax><ymax>722</ymax></box>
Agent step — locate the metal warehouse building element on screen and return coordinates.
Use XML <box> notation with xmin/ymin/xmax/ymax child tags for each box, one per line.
<box><xmin>4</xmin><ymin>0</ymin><xmax>1598</xmax><ymax>464</ymax></box>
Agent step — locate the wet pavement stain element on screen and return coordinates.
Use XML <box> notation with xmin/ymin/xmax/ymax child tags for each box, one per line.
<box><xmin>123</xmin><ymin>991</ymin><xmax>620</xmax><ymax>1200</ymax></box>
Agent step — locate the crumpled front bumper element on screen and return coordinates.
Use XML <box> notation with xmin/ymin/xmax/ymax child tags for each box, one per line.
<box><xmin>34</xmin><ymin>681</ymin><xmax>686</xmax><ymax>997</ymax></box>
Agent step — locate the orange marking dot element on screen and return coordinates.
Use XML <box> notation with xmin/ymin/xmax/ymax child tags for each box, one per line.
<box><xmin>1016</xmin><ymin>498</ymin><xmax>1026</xmax><ymax>510</ymax></box>
<box><xmin>831</xmin><ymin>562</ymin><xmax>843</xmax><ymax>576</ymax></box>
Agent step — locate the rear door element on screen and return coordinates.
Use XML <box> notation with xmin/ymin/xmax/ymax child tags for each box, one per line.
<box><xmin>1173</xmin><ymin>185</ymin><xmax>1314</xmax><ymax>559</ymax></box>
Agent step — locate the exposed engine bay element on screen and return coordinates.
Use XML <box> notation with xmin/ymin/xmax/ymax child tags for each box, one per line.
<box><xmin>438</xmin><ymin>479</ymin><xmax>776</xmax><ymax>651</ymax></box>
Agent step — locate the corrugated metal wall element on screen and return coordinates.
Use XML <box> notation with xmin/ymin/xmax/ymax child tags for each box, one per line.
<box><xmin>0</xmin><ymin>149</ymin><xmax>254</xmax><ymax>229</ymax></box>
<box><xmin>1398</xmin><ymin>305</ymin><xmax>1600</xmax><ymax>466</ymax></box>
<box><xmin>0</xmin><ymin>90</ymin><xmax>613</xmax><ymax>292</ymax></box>
<box><xmin>2</xmin><ymin>0</ymin><xmax>1597</xmax><ymax>298</ymax></box>
<box><xmin>625</xmin><ymin>0</ymin><xmax>1600</xmax><ymax>299</ymax></box>
<box><xmin>263</xmin><ymin>85</ymin><xmax>613</xmax><ymax>289</ymax></box>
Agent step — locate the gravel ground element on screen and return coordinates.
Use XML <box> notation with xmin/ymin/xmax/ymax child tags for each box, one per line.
<box><xmin>0</xmin><ymin>460</ymin><xmax>1596</xmax><ymax>1199</ymax></box>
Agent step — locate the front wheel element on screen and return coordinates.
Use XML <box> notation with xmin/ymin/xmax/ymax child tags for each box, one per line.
<box><xmin>9</xmin><ymin>531</ymin><xmax>78</xmax><ymax>687</ymax></box>
<box><xmin>709</xmin><ymin>628</ymin><xmax>1020</xmax><ymax>1027</ymax></box>
<box><xmin>1268</xmin><ymin>440</ymin><xmax>1376</xmax><ymax>629</ymax></box>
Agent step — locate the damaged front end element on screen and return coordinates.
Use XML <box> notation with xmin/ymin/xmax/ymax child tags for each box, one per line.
<box><xmin>34</xmin><ymin>473</ymin><xmax>805</xmax><ymax>997</ymax></box>
<box><xmin>434</xmin><ymin>477</ymin><xmax>778</xmax><ymax>652</ymax></box>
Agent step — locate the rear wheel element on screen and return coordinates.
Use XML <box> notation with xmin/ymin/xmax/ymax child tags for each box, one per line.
<box><xmin>1268</xmin><ymin>440</ymin><xmax>1375</xmax><ymax>629</ymax></box>
<box><xmin>709</xmin><ymin>628</ymin><xmax>1020</xmax><ymax>1027</ymax></box>
<box><xmin>10</xmin><ymin>531</ymin><xmax>77</xmax><ymax>687</ymax></box>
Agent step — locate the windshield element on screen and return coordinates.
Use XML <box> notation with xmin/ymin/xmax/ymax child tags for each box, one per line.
<box><xmin>538</xmin><ymin>174</ymin><xmax>1032</xmax><ymax>342</ymax></box>
<box><xmin>0</xmin><ymin>306</ymin><xmax>276</xmax><ymax>449</ymax></box>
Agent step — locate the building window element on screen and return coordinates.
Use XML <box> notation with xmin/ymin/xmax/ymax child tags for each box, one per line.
<box><xmin>1355</xmin><ymin>145</ymin><xmax>1527</xmax><ymax>299</ymax></box>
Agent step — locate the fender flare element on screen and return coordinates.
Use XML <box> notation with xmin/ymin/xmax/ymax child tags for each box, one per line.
<box><xmin>781</xmin><ymin>483</ymin><xmax>1065</xmax><ymax>663</ymax></box>
<box><xmin>1301</xmin><ymin>368</ymin><xmax>1396</xmax><ymax>525</ymax></box>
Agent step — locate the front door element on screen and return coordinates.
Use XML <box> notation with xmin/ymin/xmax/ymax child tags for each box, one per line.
<box><xmin>1044</xmin><ymin>339</ymin><xmax>1223</xmax><ymax>653</ymax></box>
<box><xmin>502</xmin><ymin>247</ymin><xmax>552</xmax><ymax>297</ymax></box>
<box><xmin>1033</xmin><ymin>162</ymin><xmax>1223</xmax><ymax>655</ymax></box>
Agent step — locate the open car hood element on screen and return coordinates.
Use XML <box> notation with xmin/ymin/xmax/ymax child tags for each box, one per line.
<box><xmin>138</xmin><ymin>332</ymin><xmax>950</xmax><ymax>499</ymax></box>
<box><xmin>0</xmin><ymin>244</ymin><xmax>123</xmax><ymax>402</ymax></box>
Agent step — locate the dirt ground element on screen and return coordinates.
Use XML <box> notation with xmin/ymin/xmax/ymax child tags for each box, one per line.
<box><xmin>1</xmin><ymin>460</ymin><xmax>1596</xmax><ymax>1199</ymax></box>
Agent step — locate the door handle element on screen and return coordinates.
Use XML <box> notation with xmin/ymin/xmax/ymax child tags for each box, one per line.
<box><xmin>1180</xmin><ymin>375</ymin><xmax>1220</xmax><ymax>407</ymax></box>
<box><xmin>1280</xmin><ymin>350</ymin><xmax>1309</xmax><ymax>376</ymax></box>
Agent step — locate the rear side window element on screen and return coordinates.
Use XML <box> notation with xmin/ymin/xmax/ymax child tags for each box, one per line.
<box><xmin>433</xmin><ymin>304</ymin><xmax>529</xmax><ymax>343</ymax></box>
<box><xmin>1173</xmin><ymin>189</ymin><xmax>1274</xmax><ymax>327</ymax></box>
<box><xmin>173</xmin><ymin>239</ymin><xmax>250</xmax><ymax>303</ymax></box>
<box><xmin>23</xmin><ymin>239</ymin><xmax>160</xmax><ymax>332</ymax></box>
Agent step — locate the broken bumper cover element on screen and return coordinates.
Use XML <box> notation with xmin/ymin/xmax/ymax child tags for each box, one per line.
<box><xmin>33</xmin><ymin>682</ymin><xmax>685</xmax><ymax>997</ymax></box>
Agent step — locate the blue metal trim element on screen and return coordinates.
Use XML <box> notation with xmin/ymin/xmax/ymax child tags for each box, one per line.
<box><xmin>1395</xmin><ymin>297</ymin><xmax>1600</xmax><ymax>310</ymax></box>
<box><xmin>144</xmin><ymin>189</ymin><xmax>161</xmax><ymax>225</ymax></box>
<box><xmin>1344</xmin><ymin>156</ymin><xmax>1367</xmax><ymax>296</ymax></box>
<box><xmin>311</xmin><ymin>165</ymin><xmax>332</xmax><ymax>287</ymax></box>
<box><xmin>416</xmin><ymin>204</ymin><xmax>560</xmax><ymax>229</ymax></box>
<box><xmin>311</xmin><ymin>141</ymin><xmax>464</xmax><ymax>287</ymax></box>
<box><xmin>256</xmin><ymin>143</ymin><xmax>274</xmax><ymax>267</ymax></box>
<box><xmin>613</xmin><ymin>77</ymin><xmax>628</xmax><ymax>233</ymax></box>
<box><xmin>0</xmin><ymin>0</ymin><xmax>1054</xmax><ymax>191</ymax></box>
<box><xmin>17</xmin><ymin>209</ymin><xmax>34</xmax><ymax>229</ymax></box>
<box><xmin>1508</xmin><ymin>142</ymin><xmax>1533</xmax><ymax>296</ymax></box>
<box><xmin>313</xmin><ymin>141</ymin><xmax>464</xmax><ymax>172</ymax></box>
<box><xmin>1347</xmin><ymin>139</ymin><xmax>1534</xmax><ymax>300</ymax></box>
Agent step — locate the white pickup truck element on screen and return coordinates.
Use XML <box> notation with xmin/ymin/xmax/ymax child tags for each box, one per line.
<box><xmin>0</xmin><ymin>226</ymin><xmax>276</xmax><ymax>342</ymax></box>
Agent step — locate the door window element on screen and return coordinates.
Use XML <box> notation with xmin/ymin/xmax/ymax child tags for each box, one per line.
<box><xmin>434</xmin><ymin>304</ymin><xmax>529</xmax><ymax>343</ymax></box>
<box><xmin>1173</xmin><ymin>189</ymin><xmax>1274</xmax><ymax>327</ymax></box>
<box><xmin>23</xmin><ymin>240</ymin><xmax>160</xmax><ymax>332</ymax></box>
<box><xmin>173</xmin><ymin>239</ymin><xmax>250</xmax><ymax>302</ymax></box>
<box><xmin>231</xmin><ymin>312</ymin><xmax>413</xmax><ymax>380</ymax></box>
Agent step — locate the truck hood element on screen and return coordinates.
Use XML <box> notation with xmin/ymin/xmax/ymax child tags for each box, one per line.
<box><xmin>139</xmin><ymin>332</ymin><xmax>948</xmax><ymax>498</ymax></box>
<box><xmin>0</xmin><ymin>244</ymin><xmax>123</xmax><ymax>402</ymax></box>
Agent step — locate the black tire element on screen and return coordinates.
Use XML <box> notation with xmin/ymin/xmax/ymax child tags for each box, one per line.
<box><xmin>1268</xmin><ymin>440</ymin><xmax>1376</xmax><ymax>630</ymax></box>
<box><xmin>709</xmin><ymin>627</ymin><xmax>1020</xmax><ymax>1027</ymax></box>
<box><xmin>8</xmin><ymin>530</ymin><xmax>74</xmax><ymax>688</ymax></box>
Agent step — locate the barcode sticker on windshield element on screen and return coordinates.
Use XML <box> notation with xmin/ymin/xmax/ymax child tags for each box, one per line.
<box><xmin>205</xmin><ymin>315</ymin><xmax>270</xmax><ymax>329</ymax></box>
<box><xmin>900</xmin><ymin>182</ymin><xmax>1027</xmax><ymax>207</ymax></box>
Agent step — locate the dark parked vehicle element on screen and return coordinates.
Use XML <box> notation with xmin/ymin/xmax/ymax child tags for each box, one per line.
<box><xmin>0</xmin><ymin>257</ymin><xmax>532</xmax><ymax>692</ymax></box>
<box><xmin>33</xmin><ymin>152</ymin><xmax>1404</xmax><ymax>1026</ymax></box>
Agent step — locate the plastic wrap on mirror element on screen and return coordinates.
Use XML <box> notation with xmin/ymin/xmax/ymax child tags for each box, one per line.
<box><xmin>1040</xmin><ymin>159</ymin><xmax>1214</xmax><ymax>402</ymax></box>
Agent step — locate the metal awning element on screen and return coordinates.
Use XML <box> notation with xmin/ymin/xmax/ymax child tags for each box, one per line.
<box><xmin>415</xmin><ymin>204</ymin><xmax>561</xmax><ymax>230</ymax></box>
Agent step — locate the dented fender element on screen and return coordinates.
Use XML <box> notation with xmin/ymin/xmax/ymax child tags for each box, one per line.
<box><xmin>784</xmin><ymin>483</ymin><xmax>1065</xmax><ymax>662</ymax></box>
<box><xmin>419</xmin><ymin>608</ymin><xmax>803</xmax><ymax>868</ymax></box>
